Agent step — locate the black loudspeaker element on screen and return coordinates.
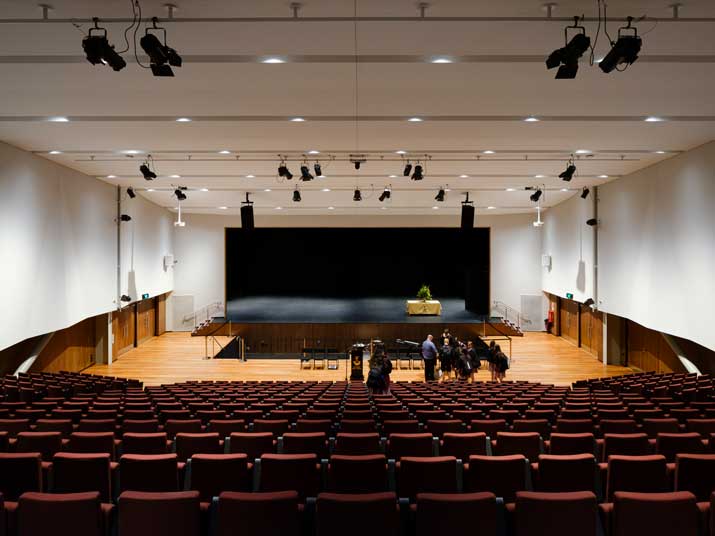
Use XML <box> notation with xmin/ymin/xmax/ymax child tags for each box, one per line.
<box><xmin>461</xmin><ymin>204</ymin><xmax>474</xmax><ymax>230</ymax></box>
<box><xmin>240</xmin><ymin>204</ymin><xmax>254</xmax><ymax>230</ymax></box>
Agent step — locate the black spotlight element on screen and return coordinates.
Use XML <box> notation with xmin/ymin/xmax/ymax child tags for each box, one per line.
<box><xmin>353</xmin><ymin>188</ymin><xmax>362</xmax><ymax>202</ymax></box>
<box><xmin>354</xmin><ymin>161</ymin><xmax>361</xmax><ymax>170</ymax></box>
<box><xmin>559</xmin><ymin>163</ymin><xmax>577</xmax><ymax>181</ymax></box>
<box><xmin>293</xmin><ymin>187</ymin><xmax>301</xmax><ymax>203</ymax></box>
<box><xmin>403</xmin><ymin>163</ymin><xmax>413</xmax><ymax>176</ymax></box>
<box><xmin>314</xmin><ymin>163</ymin><xmax>322</xmax><ymax>177</ymax></box>
<box><xmin>378</xmin><ymin>187</ymin><xmax>391</xmax><ymax>202</ymax></box>
<box><xmin>82</xmin><ymin>20</ymin><xmax>127</xmax><ymax>72</ymax></box>
<box><xmin>140</xmin><ymin>19</ymin><xmax>182</xmax><ymax>77</ymax></box>
<box><xmin>581</xmin><ymin>187</ymin><xmax>590</xmax><ymax>199</ymax></box>
<box><xmin>411</xmin><ymin>165</ymin><xmax>424</xmax><ymax>181</ymax></box>
<box><xmin>546</xmin><ymin>20</ymin><xmax>591</xmax><ymax>79</ymax></box>
<box><xmin>530</xmin><ymin>189</ymin><xmax>543</xmax><ymax>203</ymax></box>
<box><xmin>586</xmin><ymin>218</ymin><xmax>598</xmax><ymax>226</ymax></box>
<box><xmin>127</xmin><ymin>187</ymin><xmax>136</xmax><ymax>199</ymax></box>
<box><xmin>120</xmin><ymin>294</ymin><xmax>132</xmax><ymax>303</ymax></box>
<box><xmin>240</xmin><ymin>193</ymin><xmax>254</xmax><ymax>231</ymax></box>
<box><xmin>119</xmin><ymin>214</ymin><xmax>132</xmax><ymax>222</ymax></box>
<box><xmin>583</xmin><ymin>298</ymin><xmax>595</xmax><ymax>307</ymax></box>
<box><xmin>300</xmin><ymin>165</ymin><xmax>314</xmax><ymax>181</ymax></box>
<box><xmin>599</xmin><ymin>21</ymin><xmax>642</xmax><ymax>73</ymax></box>
<box><xmin>435</xmin><ymin>188</ymin><xmax>445</xmax><ymax>202</ymax></box>
<box><xmin>140</xmin><ymin>164</ymin><xmax>157</xmax><ymax>180</ymax></box>
<box><xmin>174</xmin><ymin>189</ymin><xmax>187</xmax><ymax>201</ymax></box>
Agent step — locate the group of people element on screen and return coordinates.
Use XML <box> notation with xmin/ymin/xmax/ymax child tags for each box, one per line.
<box><xmin>421</xmin><ymin>329</ymin><xmax>510</xmax><ymax>383</ymax></box>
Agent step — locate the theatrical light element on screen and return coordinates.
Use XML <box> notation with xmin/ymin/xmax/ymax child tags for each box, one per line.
<box><xmin>353</xmin><ymin>188</ymin><xmax>362</xmax><ymax>201</ymax></box>
<box><xmin>354</xmin><ymin>161</ymin><xmax>361</xmax><ymax>170</ymax></box>
<box><xmin>403</xmin><ymin>163</ymin><xmax>413</xmax><ymax>177</ymax></box>
<box><xmin>411</xmin><ymin>165</ymin><xmax>424</xmax><ymax>181</ymax></box>
<box><xmin>140</xmin><ymin>163</ymin><xmax>156</xmax><ymax>180</ymax></box>
<box><xmin>126</xmin><ymin>187</ymin><xmax>136</xmax><ymax>199</ymax></box>
<box><xmin>278</xmin><ymin>163</ymin><xmax>293</xmax><ymax>180</ymax></box>
<box><xmin>82</xmin><ymin>20</ymin><xmax>126</xmax><ymax>72</ymax></box>
<box><xmin>140</xmin><ymin>18</ymin><xmax>183</xmax><ymax>77</ymax></box>
<box><xmin>120</xmin><ymin>295</ymin><xmax>132</xmax><ymax>302</ymax></box>
<box><xmin>240</xmin><ymin>192</ymin><xmax>254</xmax><ymax>230</ymax></box>
<box><xmin>174</xmin><ymin>188</ymin><xmax>187</xmax><ymax>201</ymax></box>
<box><xmin>378</xmin><ymin>187</ymin><xmax>391</xmax><ymax>202</ymax></box>
<box><xmin>313</xmin><ymin>163</ymin><xmax>322</xmax><ymax>177</ymax></box>
<box><xmin>300</xmin><ymin>165</ymin><xmax>314</xmax><ymax>181</ymax></box>
<box><xmin>530</xmin><ymin>189</ymin><xmax>543</xmax><ymax>203</ymax></box>
<box><xmin>559</xmin><ymin>160</ymin><xmax>577</xmax><ymax>181</ymax></box>
<box><xmin>435</xmin><ymin>188</ymin><xmax>446</xmax><ymax>202</ymax></box>
<box><xmin>581</xmin><ymin>187</ymin><xmax>590</xmax><ymax>199</ymax></box>
<box><xmin>545</xmin><ymin>19</ymin><xmax>591</xmax><ymax>79</ymax></box>
<box><xmin>586</xmin><ymin>218</ymin><xmax>598</xmax><ymax>226</ymax></box>
<box><xmin>599</xmin><ymin>19</ymin><xmax>642</xmax><ymax>74</ymax></box>
<box><xmin>119</xmin><ymin>214</ymin><xmax>132</xmax><ymax>222</ymax></box>
<box><xmin>293</xmin><ymin>187</ymin><xmax>301</xmax><ymax>203</ymax></box>
<box><xmin>583</xmin><ymin>298</ymin><xmax>595</xmax><ymax>307</ymax></box>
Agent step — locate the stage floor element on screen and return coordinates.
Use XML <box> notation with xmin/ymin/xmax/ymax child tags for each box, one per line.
<box><xmin>226</xmin><ymin>296</ymin><xmax>487</xmax><ymax>323</ymax></box>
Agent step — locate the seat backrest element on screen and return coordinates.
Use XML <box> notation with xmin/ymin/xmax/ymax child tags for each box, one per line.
<box><xmin>386</xmin><ymin>433</ymin><xmax>433</xmax><ymax>459</ymax></box>
<box><xmin>440</xmin><ymin>433</ymin><xmax>488</xmax><ymax>460</ymax></box>
<box><xmin>189</xmin><ymin>454</ymin><xmax>251</xmax><ymax>502</ymax></box>
<box><xmin>339</xmin><ymin>420</ymin><xmax>377</xmax><ymax>434</ymax></box>
<box><xmin>216</xmin><ymin>491</ymin><xmax>300</xmax><ymax>536</ymax></box>
<box><xmin>686</xmin><ymin>419</ymin><xmax>715</xmax><ymax>438</ymax></box>
<box><xmin>466</xmin><ymin>454</ymin><xmax>527</xmax><ymax>501</ymax></box>
<box><xmin>259</xmin><ymin>454</ymin><xmax>320</xmax><ymax>500</ymax></box>
<box><xmin>0</xmin><ymin>419</ymin><xmax>31</xmax><ymax>437</ymax></box>
<box><xmin>555</xmin><ymin>419</ymin><xmax>594</xmax><ymax>434</ymax></box>
<box><xmin>674</xmin><ymin>454</ymin><xmax>715</xmax><ymax>501</ymax></box>
<box><xmin>118</xmin><ymin>491</ymin><xmax>201</xmax><ymax>536</ymax></box>
<box><xmin>0</xmin><ymin>452</ymin><xmax>43</xmax><ymax>500</ymax></box>
<box><xmin>415</xmin><ymin>492</ymin><xmax>497</xmax><ymax>536</ymax></box>
<box><xmin>514</xmin><ymin>491</ymin><xmax>597</xmax><ymax>536</ymax></box>
<box><xmin>612</xmin><ymin>491</ymin><xmax>698</xmax><ymax>536</ymax></box>
<box><xmin>67</xmin><ymin>432</ymin><xmax>116</xmax><ymax>458</ymax></box>
<box><xmin>164</xmin><ymin>420</ymin><xmax>202</xmax><ymax>439</ymax></box>
<box><xmin>655</xmin><ymin>433</ymin><xmax>706</xmax><ymax>462</ymax></box>
<box><xmin>495</xmin><ymin>432</ymin><xmax>541</xmax><ymax>461</ymax></box>
<box><xmin>175</xmin><ymin>433</ymin><xmax>222</xmax><ymax>461</ymax></box>
<box><xmin>602</xmin><ymin>433</ymin><xmax>650</xmax><ymax>461</ymax></box>
<box><xmin>122</xmin><ymin>419</ymin><xmax>160</xmax><ymax>434</ymax></box>
<box><xmin>425</xmin><ymin>420</ymin><xmax>463</xmax><ymax>437</ymax></box>
<box><xmin>642</xmin><ymin>419</ymin><xmax>680</xmax><ymax>439</ymax></box>
<box><xmin>599</xmin><ymin>420</ymin><xmax>638</xmax><ymax>436</ymax></box>
<box><xmin>282</xmin><ymin>432</ymin><xmax>327</xmax><ymax>457</ymax></box>
<box><xmin>535</xmin><ymin>454</ymin><xmax>597</xmax><ymax>493</ymax></box>
<box><xmin>253</xmin><ymin>419</ymin><xmax>290</xmax><ymax>436</ymax></box>
<box><xmin>334</xmin><ymin>433</ymin><xmax>381</xmax><ymax>455</ymax></box>
<box><xmin>382</xmin><ymin>420</ymin><xmax>420</xmax><ymax>435</ymax></box>
<box><xmin>606</xmin><ymin>455</ymin><xmax>669</xmax><ymax>501</ymax></box>
<box><xmin>15</xmin><ymin>431</ymin><xmax>63</xmax><ymax>461</ymax></box>
<box><xmin>34</xmin><ymin>419</ymin><xmax>74</xmax><ymax>437</ymax></box>
<box><xmin>327</xmin><ymin>454</ymin><xmax>388</xmax><ymax>493</ymax></box>
<box><xmin>548</xmin><ymin>433</ymin><xmax>595</xmax><ymax>455</ymax></box>
<box><xmin>51</xmin><ymin>453</ymin><xmax>112</xmax><ymax>502</ymax></box>
<box><xmin>77</xmin><ymin>419</ymin><xmax>117</xmax><ymax>434</ymax></box>
<box><xmin>119</xmin><ymin>454</ymin><xmax>179</xmax><ymax>492</ymax></box>
<box><xmin>18</xmin><ymin>491</ymin><xmax>103</xmax><ymax>536</ymax></box>
<box><xmin>122</xmin><ymin>433</ymin><xmax>169</xmax><ymax>455</ymax></box>
<box><xmin>315</xmin><ymin>492</ymin><xmax>398</xmax><ymax>536</ymax></box>
<box><xmin>513</xmin><ymin>420</ymin><xmax>551</xmax><ymax>437</ymax></box>
<box><xmin>469</xmin><ymin>419</ymin><xmax>507</xmax><ymax>437</ymax></box>
<box><xmin>397</xmin><ymin>456</ymin><xmax>458</xmax><ymax>500</ymax></box>
<box><xmin>229</xmin><ymin>433</ymin><xmax>275</xmax><ymax>459</ymax></box>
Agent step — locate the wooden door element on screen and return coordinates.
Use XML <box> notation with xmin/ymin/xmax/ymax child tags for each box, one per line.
<box><xmin>112</xmin><ymin>305</ymin><xmax>136</xmax><ymax>359</ymax></box>
<box><xmin>136</xmin><ymin>298</ymin><xmax>156</xmax><ymax>346</ymax></box>
<box><xmin>560</xmin><ymin>300</ymin><xmax>580</xmax><ymax>346</ymax></box>
<box><xmin>156</xmin><ymin>294</ymin><xmax>167</xmax><ymax>336</ymax></box>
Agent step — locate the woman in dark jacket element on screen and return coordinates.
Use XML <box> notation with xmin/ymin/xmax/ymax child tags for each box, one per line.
<box><xmin>487</xmin><ymin>340</ymin><xmax>497</xmax><ymax>382</ymax></box>
<box><xmin>494</xmin><ymin>345</ymin><xmax>509</xmax><ymax>383</ymax></box>
<box><xmin>439</xmin><ymin>338</ymin><xmax>453</xmax><ymax>382</ymax></box>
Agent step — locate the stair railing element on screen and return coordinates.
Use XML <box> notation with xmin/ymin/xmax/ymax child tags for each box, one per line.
<box><xmin>492</xmin><ymin>301</ymin><xmax>530</xmax><ymax>330</ymax></box>
<box><xmin>184</xmin><ymin>301</ymin><xmax>224</xmax><ymax>330</ymax></box>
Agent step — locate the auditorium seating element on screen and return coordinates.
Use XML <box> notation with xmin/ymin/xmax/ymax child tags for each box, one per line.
<box><xmin>0</xmin><ymin>369</ymin><xmax>712</xmax><ymax>534</ymax></box>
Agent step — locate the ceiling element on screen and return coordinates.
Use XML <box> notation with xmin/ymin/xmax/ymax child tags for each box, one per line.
<box><xmin>1</xmin><ymin>0</ymin><xmax>715</xmax><ymax>216</ymax></box>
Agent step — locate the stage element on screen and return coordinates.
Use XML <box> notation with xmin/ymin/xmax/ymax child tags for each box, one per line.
<box><xmin>226</xmin><ymin>296</ymin><xmax>488</xmax><ymax>324</ymax></box>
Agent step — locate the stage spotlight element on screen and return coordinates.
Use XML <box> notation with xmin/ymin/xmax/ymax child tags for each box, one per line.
<box><xmin>530</xmin><ymin>189</ymin><xmax>543</xmax><ymax>203</ymax></box>
<box><xmin>278</xmin><ymin>163</ymin><xmax>294</xmax><ymax>180</ymax></box>
<box><xmin>599</xmin><ymin>21</ymin><xmax>642</xmax><ymax>73</ymax></box>
<box><xmin>435</xmin><ymin>188</ymin><xmax>445</xmax><ymax>202</ymax></box>
<box><xmin>581</xmin><ymin>187</ymin><xmax>590</xmax><ymax>199</ymax></box>
<box><xmin>120</xmin><ymin>294</ymin><xmax>132</xmax><ymax>303</ymax></box>
<box><xmin>240</xmin><ymin>193</ymin><xmax>254</xmax><ymax>230</ymax></box>
<box><xmin>545</xmin><ymin>20</ymin><xmax>590</xmax><ymax>79</ymax></box>
<box><xmin>411</xmin><ymin>165</ymin><xmax>424</xmax><ymax>181</ymax></box>
<box><xmin>174</xmin><ymin>188</ymin><xmax>187</xmax><ymax>201</ymax></box>
<box><xmin>140</xmin><ymin>163</ymin><xmax>156</xmax><ymax>180</ymax></box>
<box><xmin>378</xmin><ymin>187</ymin><xmax>391</xmax><ymax>202</ymax></box>
<box><xmin>583</xmin><ymin>298</ymin><xmax>595</xmax><ymax>307</ymax></box>
<box><xmin>300</xmin><ymin>165</ymin><xmax>314</xmax><ymax>181</ymax></box>
<box><xmin>82</xmin><ymin>21</ymin><xmax>126</xmax><ymax>72</ymax></box>
<box><xmin>354</xmin><ymin>161</ymin><xmax>361</xmax><ymax>170</ymax></box>
<box><xmin>293</xmin><ymin>187</ymin><xmax>301</xmax><ymax>203</ymax></box>
<box><xmin>140</xmin><ymin>19</ymin><xmax>183</xmax><ymax>77</ymax></box>
<box><xmin>314</xmin><ymin>163</ymin><xmax>322</xmax><ymax>176</ymax></box>
<box><xmin>119</xmin><ymin>214</ymin><xmax>132</xmax><ymax>222</ymax></box>
<box><xmin>353</xmin><ymin>188</ymin><xmax>362</xmax><ymax>201</ymax></box>
<box><xmin>461</xmin><ymin>193</ymin><xmax>475</xmax><ymax>230</ymax></box>
<box><xmin>403</xmin><ymin>163</ymin><xmax>413</xmax><ymax>176</ymax></box>
<box><xmin>586</xmin><ymin>218</ymin><xmax>598</xmax><ymax>226</ymax></box>
<box><xmin>126</xmin><ymin>187</ymin><xmax>136</xmax><ymax>199</ymax></box>
<box><xmin>559</xmin><ymin>162</ymin><xmax>577</xmax><ymax>181</ymax></box>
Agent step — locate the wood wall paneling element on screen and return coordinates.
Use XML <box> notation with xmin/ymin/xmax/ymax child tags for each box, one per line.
<box><xmin>112</xmin><ymin>305</ymin><xmax>136</xmax><ymax>359</ymax></box>
<box><xmin>136</xmin><ymin>298</ymin><xmax>156</xmax><ymax>346</ymax></box>
<box><xmin>626</xmin><ymin>320</ymin><xmax>685</xmax><ymax>373</ymax></box>
<box><xmin>32</xmin><ymin>316</ymin><xmax>97</xmax><ymax>373</ymax></box>
<box><xmin>580</xmin><ymin>308</ymin><xmax>603</xmax><ymax>360</ymax></box>
<box><xmin>156</xmin><ymin>294</ymin><xmax>167</xmax><ymax>336</ymax></box>
<box><xmin>560</xmin><ymin>300</ymin><xmax>580</xmax><ymax>346</ymax></box>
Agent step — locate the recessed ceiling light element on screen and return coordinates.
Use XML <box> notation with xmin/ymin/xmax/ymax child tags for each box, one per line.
<box><xmin>598</xmin><ymin>174</ymin><xmax>609</xmax><ymax>178</ymax></box>
<box><xmin>48</xmin><ymin>116</ymin><xmax>69</xmax><ymax>122</ymax></box>
<box><xmin>482</xmin><ymin>150</ymin><xmax>495</xmax><ymax>154</ymax></box>
<box><xmin>432</xmin><ymin>206</ymin><xmax>439</xmax><ymax>210</ymax></box>
<box><xmin>290</xmin><ymin>117</ymin><xmax>306</xmax><ymax>122</ymax></box>
<box><xmin>218</xmin><ymin>150</ymin><xmax>231</xmax><ymax>155</ymax></box>
<box><xmin>431</xmin><ymin>57</ymin><xmax>453</xmax><ymax>63</ymax></box>
<box><xmin>506</xmin><ymin>188</ymin><xmax>516</xmax><ymax>192</ymax></box>
<box><xmin>381</xmin><ymin>206</ymin><xmax>387</xmax><ymax>210</ymax></box>
<box><xmin>575</xmin><ymin>149</ymin><xmax>591</xmax><ymax>154</ymax></box>
<box><xmin>322</xmin><ymin>188</ymin><xmax>331</xmax><ymax>192</ymax></box>
<box><xmin>200</xmin><ymin>188</ymin><xmax>209</xmax><ymax>192</ymax></box>
<box><xmin>308</xmin><ymin>150</ymin><xmax>320</xmax><ymax>155</ymax></box>
<box><xmin>317</xmin><ymin>175</ymin><xmax>326</xmax><ymax>179</ymax></box>
<box><xmin>645</xmin><ymin>116</ymin><xmax>665</xmax><ymax>122</ymax></box>
<box><xmin>395</xmin><ymin>150</ymin><xmax>407</xmax><ymax>155</ymax></box>
<box><xmin>459</xmin><ymin>174</ymin><xmax>469</xmax><ymax>178</ymax></box>
<box><xmin>389</xmin><ymin>175</ymin><xmax>398</xmax><ymax>178</ymax></box>
<box><xmin>48</xmin><ymin>150</ymin><xmax>62</xmax><ymax>155</ymax></box>
<box><xmin>264</xmin><ymin>188</ymin><xmax>272</xmax><ymax>192</ymax></box>
<box><xmin>106</xmin><ymin>175</ymin><xmax>117</xmax><ymax>179</ymax></box>
<box><xmin>534</xmin><ymin>174</ymin><xmax>545</xmax><ymax>178</ymax></box>
<box><xmin>262</xmin><ymin>57</ymin><xmax>285</xmax><ymax>63</ymax></box>
<box><xmin>328</xmin><ymin>206</ymin><xmax>335</xmax><ymax>210</ymax></box>
<box><xmin>147</xmin><ymin>188</ymin><xmax>155</xmax><ymax>192</ymax></box>
<box><xmin>445</xmin><ymin>188</ymin><xmax>451</xmax><ymax>192</ymax></box>
<box><xmin>245</xmin><ymin>175</ymin><xmax>255</xmax><ymax>178</ymax></box>
<box><xmin>218</xmin><ymin>206</ymin><xmax>228</xmax><ymax>210</ymax></box>
<box><xmin>120</xmin><ymin>150</ymin><xmax>142</xmax><ymax>155</ymax></box>
<box><xmin>487</xmin><ymin>206</ymin><xmax>496</xmax><ymax>210</ymax></box>
<box><xmin>275</xmin><ymin>206</ymin><xmax>283</xmax><ymax>210</ymax></box>
<box><xmin>561</xmin><ymin>188</ymin><xmax>569</xmax><ymax>192</ymax></box>
<box><xmin>524</xmin><ymin>117</ymin><xmax>540</xmax><ymax>122</ymax></box>
<box><xmin>176</xmin><ymin>117</ymin><xmax>192</xmax><ymax>122</ymax></box>
<box><xmin>654</xmin><ymin>150</ymin><xmax>666</xmax><ymax>154</ymax></box>
<box><xmin>169</xmin><ymin>174</ymin><xmax>181</xmax><ymax>178</ymax></box>
<box><xmin>408</xmin><ymin>117</ymin><xmax>423</xmax><ymax>122</ymax></box>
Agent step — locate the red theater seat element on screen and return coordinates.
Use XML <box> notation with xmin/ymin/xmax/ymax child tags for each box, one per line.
<box><xmin>315</xmin><ymin>492</ymin><xmax>399</xmax><ymax>536</ymax></box>
<box><xmin>118</xmin><ymin>491</ymin><xmax>201</xmax><ymax>536</ymax></box>
<box><xmin>609</xmin><ymin>491</ymin><xmax>699</xmax><ymax>536</ymax></box>
<box><xmin>415</xmin><ymin>492</ymin><xmax>497</xmax><ymax>536</ymax></box>
<box><xmin>396</xmin><ymin>456</ymin><xmax>458</xmax><ymax>500</ymax></box>
<box><xmin>51</xmin><ymin>453</ymin><xmax>112</xmax><ymax>502</ymax></box>
<box><xmin>327</xmin><ymin>454</ymin><xmax>388</xmax><ymax>493</ymax></box>
<box><xmin>17</xmin><ymin>491</ymin><xmax>107</xmax><ymax>536</ymax></box>
<box><xmin>258</xmin><ymin>454</ymin><xmax>321</xmax><ymax>500</ymax></box>
<box><xmin>217</xmin><ymin>491</ymin><xmax>301</xmax><ymax>536</ymax></box>
<box><xmin>188</xmin><ymin>453</ymin><xmax>252</xmax><ymax>503</ymax></box>
<box><xmin>514</xmin><ymin>491</ymin><xmax>597</xmax><ymax>536</ymax></box>
<box><xmin>119</xmin><ymin>454</ymin><xmax>179</xmax><ymax>492</ymax></box>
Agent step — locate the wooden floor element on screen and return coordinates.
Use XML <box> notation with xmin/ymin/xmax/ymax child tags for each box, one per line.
<box><xmin>86</xmin><ymin>332</ymin><xmax>632</xmax><ymax>386</ymax></box>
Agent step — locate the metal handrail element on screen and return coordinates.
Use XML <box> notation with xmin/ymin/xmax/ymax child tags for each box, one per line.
<box><xmin>184</xmin><ymin>301</ymin><xmax>223</xmax><ymax>328</ymax></box>
<box><xmin>492</xmin><ymin>300</ymin><xmax>530</xmax><ymax>330</ymax></box>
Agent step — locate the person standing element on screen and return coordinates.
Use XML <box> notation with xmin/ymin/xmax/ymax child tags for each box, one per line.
<box><xmin>421</xmin><ymin>334</ymin><xmax>438</xmax><ymax>382</ymax></box>
<box><xmin>466</xmin><ymin>340</ymin><xmax>478</xmax><ymax>383</ymax></box>
<box><xmin>487</xmin><ymin>340</ymin><xmax>497</xmax><ymax>382</ymax></box>
<box><xmin>494</xmin><ymin>344</ymin><xmax>509</xmax><ymax>383</ymax></box>
<box><xmin>439</xmin><ymin>338</ymin><xmax>453</xmax><ymax>382</ymax></box>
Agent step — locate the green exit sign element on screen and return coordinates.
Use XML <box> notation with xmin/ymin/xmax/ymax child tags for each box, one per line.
<box><xmin>566</xmin><ymin>293</ymin><xmax>574</xmax><ymax>300</ymax></box>
<box><xmin>142</xmin><ymin>293</ymin><xmax>150</xmax><ymax>300</ymax></box>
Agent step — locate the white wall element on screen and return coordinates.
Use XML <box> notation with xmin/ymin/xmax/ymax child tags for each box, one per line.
<box><xmin>542</xmin><ymin>141</ymin><xmax>715</xmax><ymax>351</ymax></box>
<box><xmin>171</xmin><ymin>212</ymin><xmax>544</xmax><ymax>329</ymax></box>
<box><xmin>0</xmin><ymin>141</ymin><xmax>173</xmax><ymax>351</ymax></box>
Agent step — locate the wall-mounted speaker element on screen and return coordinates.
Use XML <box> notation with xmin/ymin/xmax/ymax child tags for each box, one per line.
<box><xmin>241</xmin><ymin>204</ymin><xmax>255</xmax><ymax>230</ymax></box>
<box><xmin>461</xmin><ymin>204</ymin><xmax>474</xmax><ymax>231</ymax></box>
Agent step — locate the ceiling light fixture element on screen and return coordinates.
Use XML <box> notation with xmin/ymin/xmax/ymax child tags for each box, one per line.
<box><xmin>459</xmin><ymin>175</ymin><xmax>469</xmax><ymax>179</ymax></box>
<box><xmin>140</xmin><ymin>162</ymin><xmax>157</xmax><ymax>180</ymax></box>
<box><xmin>313</xmin><ymin>163</ymin><xmax>322</xmax><ymax>177</ymax></box>
<box><xmin>219</xmin><ymin>150</ymin><xmax>231</xmax><ymax>155</ymax></box>
<box><xmin>411</xmin><ymin>165</ymin><xmax>424</xmax><ymax>181</ymax></box>
<box><xmin>487</xmin><ymin>206</ymin><xmax>496</xmax><ymax>210</ymax></box>
<box><xmin>308</xmin><ymin>150</ymin><xmax>320</xmax><ymax>155</ymax></box>
<box><xmin>262</xmin><ymin>57</ymin><xmax>285</xmax><ymax>63</ymax></box>
<box><xmin>379</xmin><ymin>186</ymin><xmax>391</xmax><ymax>202</ymax></box>
<box><xmin>175</xmin><ymin>117</ymin><xmax>191</xmax><ymax>122</ymax></box>
<box><xmin>106</xmin><ymin>175</ymin><xmax>117</xmax><ymax>179</ymax></box>
<box><xmin>82</xmin><ymin>18</ymin><xmax>126</xmax><ymax>71</ymax></box>
<box><xmin>403</xmin><ymin>163</ymin><xmax>413</xmax><ymax>177</ymax></box>
<box><xmin>126</xmin><ymin>187</ymin><xmax>136</xmax><ymax>199</ymax></box>
<box><xmin>293</xmin><ymin>186</ymin><xmax>301</xmax><ymax>202</ymax></box>
<box><xmin>218</xmin><ymin>206</ymin><xmax>228</xmax><ymax>210</ymax></box>
<box><xmin>140</xmin><ymin>18</ymin><xmax>182</xmax><ymax>77</ymax></box>
<box><xmin>48</xmin><ymin>116</ymin><xmax>69</xmax><ymax>122</ymax></box>
<box><xmin>559</xmin><ymin>157</ymin><xmax>577</xmax><ymax>181</ymax></box>
<box><xmin>278</xmin><ymin>161</ymin><xmax>293</xmax><ymax>180</ymax></box>
<box><xmin>169</xmin><ymin>174</ymin><xmax>181</xmax><ymax>178</ymax></box>
<box><xmin>353</xmin><ymin>188</ymin><xmax>362</xmax><ymax>201</ymax></box>
<box><xmin>322</xmin><ymin>188</ymin><xmax>331</xmax><ymax>192</ymax></box>
<box><xmin>524</xmin><ymin>116</ymin><xmax>540</xmax><ymax>122</ymax></box>
<box><xmin>533</xmin><ymin>205</ymin><xmax>545</xmax><ymax>227</ymax></box>
<box><xmin>395</xmin><ymin>150</ymin><xmax>407</xmax><ymax>155</ymax></box>
<box><xmin>432</xmin><ymin>206</ymin><xmax>439</xmax><ymax>210</ymax></box>
<box><xmin>598</xmin><ymin>174</ymin><xmax>609</xmax><ymax>178</ymax></box>
<box><xmin>645</xmin><ymin>116</ymin><xmax>664</xmax><ymax>122</ymax></box>
<box><xmin>431</xmin><ymin>57</ymin><xmax>453</xmax><ymax>63</ymax></box>
<box><xmin>581</xmin><ymin>187</ymin><xmax>590</xmax><ymax>199</ymax></box>
<box><xmin>482</xmin><ymin>150</ymin><xmax>495</xmax><ymax>155</ymax></box>
<box><xmin>575</xmin><ymin>149</ymin><xmax>591</xmax><ymax>154</ymax></box>
<box><xmin>49</xmin><ymin>150</ymin><xmax>62</xmax><ymax>155</ymax></box>
<box><xmin>408</xmin><ymin>117</ymin><xmax>423</xmax><ymax>122</ymax></box>
<box><xmin>506</xmin><ymin>188</ymin><xmax>516</xmax><ymax>192</ymax></box>
<box><xmin>200</xmin><ymin>188</ymin><xmax>209</xmax><ymax>192</ymax></box>
<box><xmin>435</xmin><ymin>188</ymin><xmax>446</xmax><ymax>202</ymax></box>
<box><xmin>174</xmin><ymin>188</ymin><xmax>187</xmax><ymax>201</ymax></box>
<box><xmin>599</xmin><ymin>18</ymin><xmax>642</xmax><ymax>74</ymax></box>
<box><xmin>546</xmin><ymin>17</ymin><xmax>591</xmax><ymax>79</ymax></box>
<box><xmin>300</xmin><ymin>164</ymin><xmax>314</xmax><ymax>181</ymax></box>
<box><xmin>264</xmin><ymin>188</ymin><xmax>272</xmax><ymax>192</ymax></box>
<box><xmin>530</xmin><ymin>189</ymin><xmax>543</xmax><ymax>203</ymax></box>
<box><xmin>245</xmin><ymin>175</ymin><xmax>255</xmax><ymax>179</ymax></box>
<box><xmin>290</xmin><ymin>117</ymin><xmax>306</xmax><ymax>122</ymax></box>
